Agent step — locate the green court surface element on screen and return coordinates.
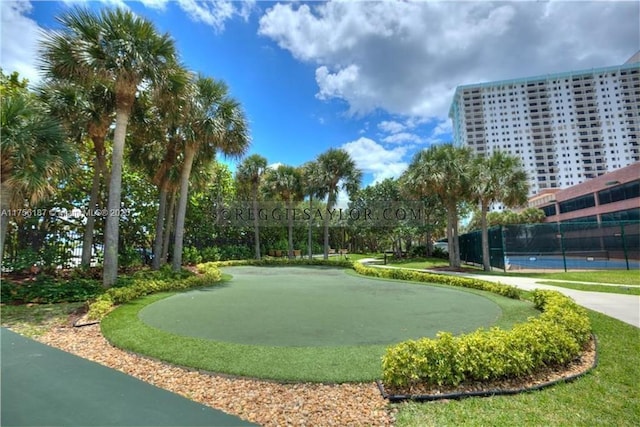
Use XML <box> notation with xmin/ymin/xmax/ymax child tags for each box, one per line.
<box><xmin>0</xmin><ymin>328</ymin><xmax>255</xmax><ymax>427</ymax></box>
<box><xmin>139</xmin><ymin>266</ymin><xmax>502</xmax><ymax>346</ymax></box>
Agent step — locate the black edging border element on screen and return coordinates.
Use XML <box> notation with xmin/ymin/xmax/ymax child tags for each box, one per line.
<box><xmin>377</xmin><ymin>334</ymin><xmax>598</xmax><ymax>402</ymax></box>
<box><xmin>73</xmin><ymin>318</ymin><xmax>100</xmax><ymax>327</ymax></box>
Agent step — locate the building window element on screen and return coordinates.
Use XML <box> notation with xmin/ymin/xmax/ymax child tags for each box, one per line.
<box><xmin>558</xmin><ymin>194</ymin><xmax>596</xmax><ymax>213</ymax></box>
<box><xmin>598</xmin><ymin>180</ymin><xmax>640</xmax><ymax>205</ymax></box>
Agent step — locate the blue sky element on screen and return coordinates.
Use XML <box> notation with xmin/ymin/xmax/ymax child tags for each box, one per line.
<box><xmin>2</xmin><ymin>1</ymin><xmax>638</xmax><ymax>188</ymax></box>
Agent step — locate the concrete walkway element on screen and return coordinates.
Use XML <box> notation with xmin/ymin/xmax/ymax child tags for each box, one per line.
<box><xmin>360</xmin><ymin>260</ymin><xmax>639</xmax><ymax>328</ymax></box>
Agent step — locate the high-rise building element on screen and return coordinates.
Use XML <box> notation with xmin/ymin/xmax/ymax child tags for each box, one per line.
<box><xmin>449</xmin><ymin>54</ymin><xmax>640</xmax><ymax>200</ymax></box>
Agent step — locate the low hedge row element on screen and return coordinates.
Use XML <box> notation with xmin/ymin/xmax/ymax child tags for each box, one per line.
<box><xmin>352</xmin><ymin>263</ymin><xmax>521</xmax><ymax>299</ymax></box>
<box><xmin>381</xmin><ymin>289</ymin><xmax>591</xmax><ymax>388</ymax></box>
<box><xmin>208</xmin><ymin>258</ymin><xmax>354</xmax><ymax>269</ymax></box>
<box><xmin>87</xmin><ymin>264</ymin><xmax>223</xmax><ymax>320</ymax></box>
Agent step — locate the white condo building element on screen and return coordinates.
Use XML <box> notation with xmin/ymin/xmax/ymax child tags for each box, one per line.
<box><xmin>449</xmin><ymin>54</ymin><xmax>640</xmax><ymax>199</ymax></box>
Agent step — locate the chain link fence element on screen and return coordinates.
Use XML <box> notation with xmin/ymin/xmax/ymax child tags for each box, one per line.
<box><xmin>459</xmin><ymin>221</ymin><xmax>640</xmax><ymax>271</ymax></box>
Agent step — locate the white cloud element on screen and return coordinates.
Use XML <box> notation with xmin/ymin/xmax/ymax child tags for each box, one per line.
<box><xmin>259</xmin><ymin>1</ymin><xmax>639</xmax><ymax>121</ymax></box>
<box><xmin>0</xmin><ymin>1</ymin><xmax>43</xmax><ymax>85</ymax></box>
<box><xmin>382</xmin><ymin>132</ymin><xmax>423</xmax><ymax>145</ymax></box>
<box><xmin>266</xmin><ymin>162</ymin><xmax>283</xmax><ymax>170</ymax></box>
<box><xmin>341</xmin><ymin>137</ymin><xmax>408</xmax><ymax>184</ymax></box>
<box><xmin>176</xmin><ymin>0</ymin><xmax>255</xmax><ymax>32</ymax></box>
<box><xmin>378</xmin><ymin>120</ymin><xmax>405</xmax><ymax>134</ymax></box>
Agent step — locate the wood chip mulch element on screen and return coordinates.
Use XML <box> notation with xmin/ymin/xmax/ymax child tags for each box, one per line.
<box><xmin>36</xmin><ymin>324</ymin><xmax>395</xmax><ymax>427</ymax></box>
<box><xmin>33</xmin><ymin>321</ymin><xmax>595</xmax><ymax>426</ymax></box>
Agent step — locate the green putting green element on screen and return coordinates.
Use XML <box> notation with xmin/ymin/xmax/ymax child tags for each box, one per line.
<box><xmin>139</xmin><ymin>266</ymin><xmax>501</xmax><ymax>347</ymax></box>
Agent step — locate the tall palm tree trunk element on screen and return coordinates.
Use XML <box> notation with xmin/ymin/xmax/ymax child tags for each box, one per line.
<box><xmin>252</xmin><ymin>189</ymin><xmax>260</xmax><ymax>260</ymax></box>
<box><xmin>446</xmin><ymin>203</ymin><xmax>462</xmax><ymax>268</ymax></box>
<box><xmin>480</xmin><ymin>201</ymin><xmax>491</xmax><ymax>271</ymax></box>
<box><xmin>307</xmin><ymin>195</ymin><xmax>313</xmax><ymax>259</ymax></box>
<box><xmin>81</xmin><ymin>155</ymin><xmax>103</xmax><ymax>267</ymax></box>
<box><xmin>161</xmin><ymin>190</ymin><xmax>176</xmax><ymax>265</ymax></box>
<box><xmin>287</xmin><ymin>199</ymin><xmax>294</xmax><ymax>259</ymax></box>
<box><xmin>323</xmin><ymin>199</ymin><xmax>333</xmax><ymax>260</ymax></box>
<box><xmin>103</xmin><ymin>108</ymin><xmax>129</xmax><ymax>287</ymax></box>
<box><xmin>152</xmin><ymin>186</ymin><xmax>168</xmax><ymax>270</ymax></box>
<box><xmin>172</xmin><ymin>145</ymin><xmax>196</xmax><ymax>271</ymax></box>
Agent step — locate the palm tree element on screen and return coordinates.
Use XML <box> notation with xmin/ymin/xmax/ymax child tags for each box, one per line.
<box><xmin>40</xmin><ymin>7</ymin><xmax>180</xmax><ymax>286</ymax></box>
<box><xmin>0</xmin><ymin>75</ymin><xmax>76</xmax><ymax>262</ymax></box>
<box><xmin>171</xmin><ymin>76</ymin><xmax>250</xmax><ymax>271</ymax></box>
<box><xmin>38</xmin><ymin>80</ymin><xmax>115</xmax><ymax>267</ymax></box>
<box><xmin>472</xmin><ymin>150</ymin><xmax>529</xmax><ymax>271</ymax></box>
<box><xmin>403</xmin><ymin>144</ymin><xmax>473</xmax><ymax>268</ymax></box>
<box><xmin>263</xmin><ymin>165</ymin><xmax>304</xmax><ymax>259</ymax></box>
<box><xmin>315</xmin><ymin>149</ymin><xmax>362</xmax><ymax>260</ymax></box>
<box><xmin>127</xmin><ymin>65</ymin><xmax>190</xmax><ymax>270</ymax></box>
<box><xmin>236</xmin><ymin>154</ymin><xmax>268</xmax><ymax>259</ymax></box>
<box><xmin>300</xmin><ymin>161</ymin><xmax>323</xmax><ymax>259</ymax></box>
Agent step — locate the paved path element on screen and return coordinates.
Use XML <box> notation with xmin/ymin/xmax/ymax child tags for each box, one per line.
<box><xmin>360</xmin><ymin>260</ymin><xmax>639</xmax><ymax>328</ymax></box>
<box><xmin>1</xmin><ymin>328</ymin><xmax>255</xmax><ymax>427</ymax></box>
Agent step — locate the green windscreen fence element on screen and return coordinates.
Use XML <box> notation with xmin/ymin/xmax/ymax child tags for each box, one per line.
<box><xmin>459</xmin><ymin>221</ymin><xmax>640</xmax><ymax>271</ymax></box>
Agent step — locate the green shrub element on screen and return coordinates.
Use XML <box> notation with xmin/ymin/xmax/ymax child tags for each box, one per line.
<box><xmin>87</xmin><ymin>295</ymin><xmax>114</xmax><ymax>320</ymax></box>
<box><xmin>201</xmin><ymin>246</ymin><xmax>221</xmax><ymax>262</ymax></box>
<box><xmin>207</xmin><ymin>258</ymin><xmax>354</xmax><ymax>269</ymax></box>
<box><xmin>352</xmin><ymin>263</ymin><xmax>521</xmax><ymax>299</ymax></box>
<box><xmin>0</xmin><ymin>275</ymin><xmax>102</xmax><ymax>304</ymax></box>
<box><xmin>382</xmin><ymin>289</ymin><xmax>591</xmax><ymax>388</ymax></box>
<box><xmin>182</xmin><ymin>246</ymin><xmax>203</xmax><ymax>265</ymax></box>
<box><xmin>86</xmin><ymin>264</ymin><xmax>224</xmax><ymax>320</ymax></box>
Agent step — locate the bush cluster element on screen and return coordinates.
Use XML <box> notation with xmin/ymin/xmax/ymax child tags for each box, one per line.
<box><xmin>381</xmin><ymin>289</ymin><xmax>591</xmax><ymax>388</ymax></box>
<box><xmin>207</xmin><ymin>258</ymin><xmax>354</xmax><ymax>269</ymax></box>
<box><xmin>352</xmin><ymin>263</ymin><xmax>521</xmax><ymax>299</ymax></box>
<box><xmin>1</xmin><ymin>275</ymin><xmax>102</xmax><ymax>304</ymax></box>
<box><xmin>87</xmin><ymin>263</ymin><xmax>223</xmax><ymax>320</ymax></box>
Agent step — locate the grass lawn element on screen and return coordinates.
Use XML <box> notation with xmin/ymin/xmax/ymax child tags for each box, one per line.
<box><xmin>394</xmin><ymin>310</ymin><xmax>640</xmax><ymax>426</ymax></box>
<box><xmin>101</xmin><ymin>268</ymin><xmax>537</xmax><ymax>383</ymax></box>
<box><xmin>386</xmin><ymin>257</ymin><xmax>450</xmax><ymax>269</ymax></box>
<box><xmin>535</xmin><ymin>281</ymin><xmax>640</xmax><ymax>296</ymax></box>
<box><xmin>474</xmin><ymin>269</ymin><xmax>640</xmax><ymax>286</ymax></box>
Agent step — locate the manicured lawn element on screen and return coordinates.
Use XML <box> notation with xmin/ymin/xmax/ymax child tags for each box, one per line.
<box><xmin>394</xmin><ymin>310</ymin><xmax>640</xmax><ymax>426</ymax></box>
<box><xmin>101</xmin><ymin>267</ymin><xmax>538</xmax><ymax>382</ymax></box>
<box><xmin>536</xmin><ymin>281</ymin><xmax>640</xmax><ymax>296</ymax></box>
<box><xmin>386</xmin><ymin>257</ymin><xmax>450</xmax><ymax>269</ymax></box>
<box><xmin>473</xmin><ymin>269</ymin><xmax>640</xmax><ymax>286</ymax></box>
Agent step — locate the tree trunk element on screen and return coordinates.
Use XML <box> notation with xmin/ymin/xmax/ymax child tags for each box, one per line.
<box><xmin>287</xmin><ymin>199</ymin><xmax>294</xmax><ymax>259</ymax></box>
<box><xmin>0</xmin><ymin>184</ymin><xmax>11</xmax><ymax>263</ymax></box>
<box><xmin>446</xmin><ymin>203</ymin><xmax>461</xmax><ymax>268</ymax></box>
<box><xmin>81</xmin><ymin>155</ymin><xmax>102</xmax><ymax>267</ymax></box>
<box><xmin>152</xmin><ymin>186</ymin><xmax>168</xmax><ymax>270</ymax></box>
<box><xmin>161</xmin><ymin>191</ymin><xmax>176</xmax><ymax>265</ymax></box>
<box><xmin>481</xmin><ymin>200</ymin><xmax>491</xmax><ymax>271</ymax></box>
<box><xmin>172</xmin><ymin>145</ymin><xmax>196</xmax><ymax>271</ymax></box>
<box><xmin>307</xmin><ymin>195</ymin><xmax>313</xmax><ymax>259</ymax></box>
<box><xmin>323</xmin><ymin>202</ymin><xmax>331</xmax><ymax>260</ymax></box>
<box><xmin>252</xmin><ymin>188</ymin><xmax>260</xmax><ymax>260</ymax></box>
<box><xmin>102</xmin><ymin>108</ymin><xmax>129</xmax><ymax>287</ymax></box>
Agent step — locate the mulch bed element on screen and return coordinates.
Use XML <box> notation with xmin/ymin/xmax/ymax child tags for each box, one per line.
<box><xmin>37</xmin><ymin>323</ymin><xmax>395</xmax><ymax>426</ymax></box>
<box><xmin>31</xmin><ymin>314</ymin><xmax>596</xmax><ymax>426</ymax></box>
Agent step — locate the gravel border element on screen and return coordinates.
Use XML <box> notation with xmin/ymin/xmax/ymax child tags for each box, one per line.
<box><xmin>36</xmin><ymin>324</ymin><xmax>395</xmax><ymax>426</ymax></box>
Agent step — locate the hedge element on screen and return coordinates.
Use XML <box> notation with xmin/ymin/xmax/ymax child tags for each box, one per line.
<box><xmin>208</xmin><ymin>258</ymin><xmax>354</xmax><ymax>269</ymax></box>
<box><xmin>352</xmin><ymin>263</ymin><xmax>521</xmax><ymax>299</ymax></box>
<box><xmin>381</xmin><ymin>289</ymin><xmax>591</xmax><ymax>388</ymax></box>
<box><xmin>87</xmin><ymin>263</ymin><xmax>223</xmax><ymax>320</ymax></box>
